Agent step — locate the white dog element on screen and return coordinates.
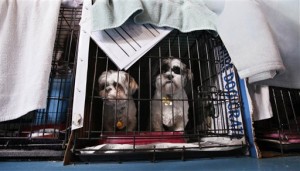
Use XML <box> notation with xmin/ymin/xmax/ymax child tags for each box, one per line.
<box><xmin>98</xmin><ymin>70</ymin><xmax>138</xmax><ymax>131</ymax></box>
<box><xmin>151</xmin><ymin>57</ymin><xmax>192</xmax><ymax>131</ymax></box>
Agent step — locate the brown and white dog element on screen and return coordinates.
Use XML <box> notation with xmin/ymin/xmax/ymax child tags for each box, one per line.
<box><xmin>151</xmin><ymin>57</ymin><xmax>192</xmax><ymax>131</ymax></box>
<box><xmin>98</xmin><ymin>70</ymin><xmax>138</xmax><ymax>131</ymax></box>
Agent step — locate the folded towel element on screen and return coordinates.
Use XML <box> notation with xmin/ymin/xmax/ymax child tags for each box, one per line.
<box><xmin>91</xmin><ymin>0</ymin><xmax>218</xmax><ymax>33</ymax></box>
<box><xmin>61</xmin><ymin>0</ymin><xmax>83</xmax><ymax>8</ymax></box>
<box><xmin>0</xmin><ymin>0</ymin><xmax>61</xmax><ymax>122</ymax></box>
<box><xmin>216</xmin><ymin>0</ymin><xmax>285</xmax><ymax>84</ymax></box>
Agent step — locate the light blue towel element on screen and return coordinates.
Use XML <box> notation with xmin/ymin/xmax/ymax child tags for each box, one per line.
<box><xmin>91</xmin><ymin>0</ymin><xmax>217</xmax><ymax>33</ymax></box>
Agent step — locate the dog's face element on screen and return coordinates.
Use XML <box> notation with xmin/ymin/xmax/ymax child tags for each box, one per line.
<box><xmin>154</xmin><ymin>57</ymin><xmax>192</xmax><ymax>94</ymax></box>
<box><xmin>98</xmin><ymin>70</ymin><xmax>138</xmax><ymax>105</ymax></box>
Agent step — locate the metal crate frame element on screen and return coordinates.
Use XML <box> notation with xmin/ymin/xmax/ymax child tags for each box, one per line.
<box><xmin>65</xmin><ymin>3</ymin><xmax>250</xmax><ymax>161</ymax></box>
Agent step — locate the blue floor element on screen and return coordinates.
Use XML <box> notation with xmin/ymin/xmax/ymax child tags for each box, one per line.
<box><xmin>1</xmin><ymin>156</ymin><xmax>300</xmax><ymax>171</ymax></box>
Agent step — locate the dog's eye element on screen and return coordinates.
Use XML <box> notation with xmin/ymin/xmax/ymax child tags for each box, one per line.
<box><xmin>99</xmin><ymin>84</ymin><xmax>105</xmax><ymax>90</ymax></box>
<box><xmin>161</xmin><ymin>64</ymin><xmax>170</xmax><ymax>73</ymax></box>
<box><xmin>172</xmin><ymin>66</ymin><xmax>181</xmax><ymax>75</ymax></box>
<box><xmin>113</xmin><ymin>82</ymin><xmax>124</xmax><ymax>92</ymax></box>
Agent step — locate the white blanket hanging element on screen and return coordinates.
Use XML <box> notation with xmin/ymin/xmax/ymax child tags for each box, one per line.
<box><xmin>256</xmin><ymin>0</ymin><xmax>300</xmax><ymax>89</ymax></box>
<box><xmin>216</xmin><ymin>0</ymin><xmax>300</xmax><ymax>121</ymax></box>
<box><xmin>217</xmin><ymin>0</ymin><xmax>300</xmax><ymax>89</ymax></box>
<box><xmin>217</xmin><ymin>0</ymin><xmax>285</xmax><ymax>85</ymax></box>
<box><xmin>0</xmin><ymin>0</ymin><xmax>61</xmax><ymax>122</ymax></box>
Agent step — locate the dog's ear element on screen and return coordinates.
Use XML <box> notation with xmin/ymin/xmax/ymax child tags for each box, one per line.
<box><xmin>98</xmin><ymin>71</ymin><xmax>108</xmax><ymax>86</ymax></box>
<box><xmin>126</xmin><ymin>73</ymin><xmax>139</xmax><ymax>94</ymax></box>
<box><xmin>184</xmin><ymin>68</ymin><xmax>193</xmax><ymax>95</ymax></box>
<box><xmin>186</xmin><ymin>68</ymin><xmax>193</xmax><ymax>81</ymax></box>
<box><xmin>182</xmin><ymin>68</ymin><xmax>193</xmax><ymax>86</ymax></box>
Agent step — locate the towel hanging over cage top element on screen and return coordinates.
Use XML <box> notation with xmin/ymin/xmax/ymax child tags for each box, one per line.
<box><xmin>91</xmin><ymin>0</ymin><xmax>218</xmax><ymax>33</ymax></box>
<box><xmin>217</xmin><ymin>0</ymin><xmax>300</xmax><ymax>89</ymax></box>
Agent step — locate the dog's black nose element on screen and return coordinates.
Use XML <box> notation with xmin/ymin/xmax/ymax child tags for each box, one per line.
<box><xmin>166</xmin><ymin>74</ymin><xmax>174</xmax><ymax>80</ymax></box>
<box><xmin>105</xmin><ymin>87</ymin><xmax>112</xmax><ymax>92</ymax></box>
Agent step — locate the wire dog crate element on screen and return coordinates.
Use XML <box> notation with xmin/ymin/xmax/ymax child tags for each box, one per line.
<box><xmin>254</xmin><ymin>87</ymin><xmax>300</xmax><ymax>155</ymax></box>
<box><xmin>67</xmin><ymin>29</ymin><xmax>248</xmax><ymax>162</ymax></box>
<box><xmin>0</xmin><ymin>7</ymin><xmax>81</xmax><ymax>160</ymax></box>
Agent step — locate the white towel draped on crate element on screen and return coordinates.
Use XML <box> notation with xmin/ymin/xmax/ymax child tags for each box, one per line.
<box><xmin>216</xmin><ymin>0</ymin><xmax>300</xmax><ymax>121</ymax></box>
<box><xmin>256</xmin><ymin>0</ymin><xmax>300</xmax><ymax>89</ymax></box>
<box><xmin>217</xmin><ymin>0</ymin><xmax>300</xmax><ymax>89</ymax></box>
<box><xmin>0</xmin><ymin>0</ymin><xmax>61</xmax><ymax>122</ymax></box>
<box><xmin>217</xmin><ymin>0</ymin><xmax>285</xmax><ymax>84</ymax></box>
